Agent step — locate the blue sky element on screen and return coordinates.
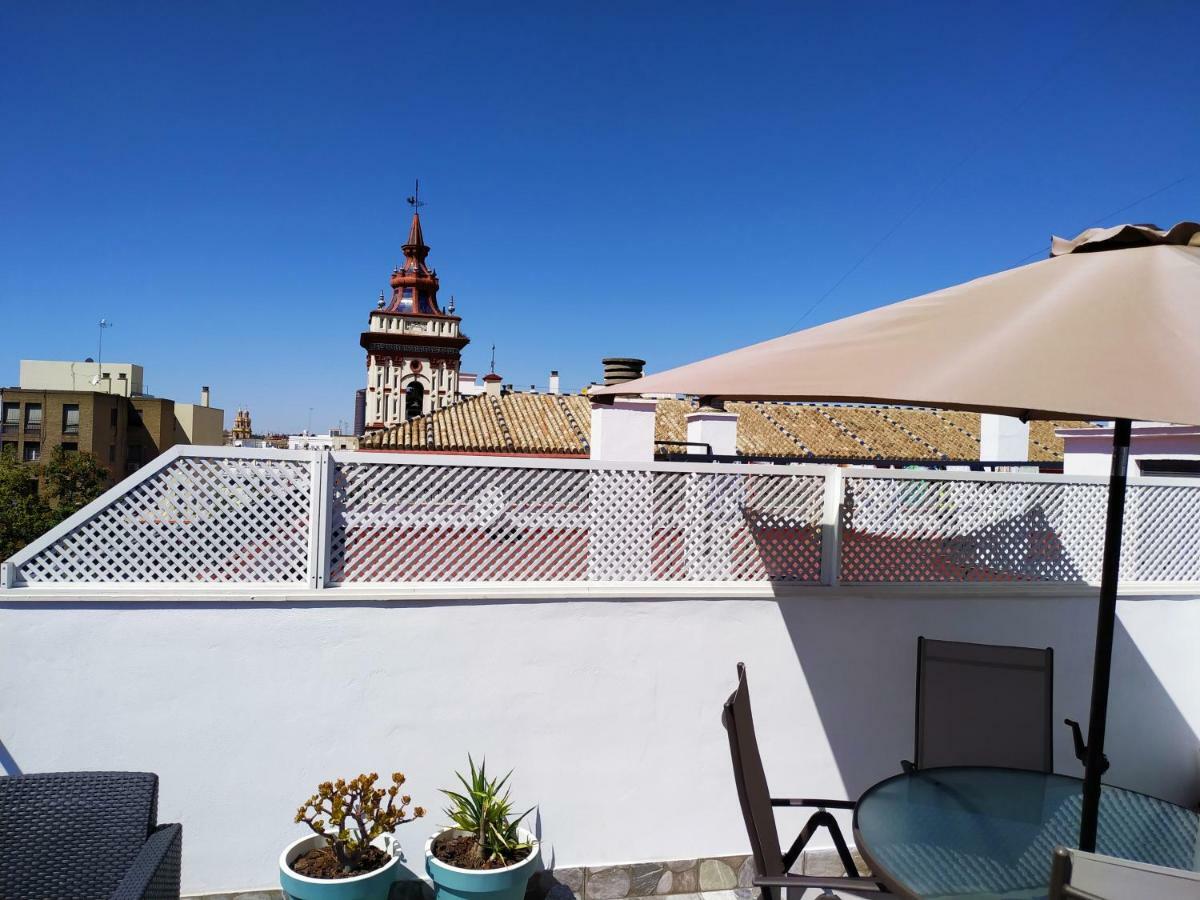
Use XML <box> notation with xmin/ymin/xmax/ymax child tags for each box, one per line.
<box><xmin>2</xmin><ymin>3</ymin><xmax>1197</xmax><ymax>433</ymax></box>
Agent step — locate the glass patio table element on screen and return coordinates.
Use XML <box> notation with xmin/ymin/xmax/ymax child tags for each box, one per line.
<box><xmin>853</xmin><ymin>766</ymin><xmax>1200</xmax><ymax>899</ymax></box>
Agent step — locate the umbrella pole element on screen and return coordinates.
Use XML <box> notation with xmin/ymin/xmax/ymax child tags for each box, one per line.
<box><xmin>1078</xmin><ymin>417</ymin><xmax>1132</xmax><ymax>852</ymax></box>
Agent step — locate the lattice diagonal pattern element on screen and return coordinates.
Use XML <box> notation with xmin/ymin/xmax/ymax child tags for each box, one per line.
<box><xmin>16</xmin><ymin>456</ymin><xmax>313</xmax><ymax>584</ymax></box>
<box><xmin>839</xmin><ymin>476</ymin><xmax>1200</xmax><ymax>584</ymax></box>
<box><xmin>329</xmin><ymin>462</ymin><xmax>826</xmax><ymax>582</ymax></box>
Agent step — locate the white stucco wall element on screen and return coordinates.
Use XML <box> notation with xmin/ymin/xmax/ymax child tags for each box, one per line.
<box><xmin>590</xmin><ymin>400</ymin><xmax>657</xmax><ymax>461</ymax></box>
<box><xmin>1061</xmin><ymin>424</ymin><xmax>1200</xmax><ymax>476</ymax></box>
<box><xmin>1</xmin><ymin>590</ymin><xmax>1198</xmax><ymax>895</ymax></box>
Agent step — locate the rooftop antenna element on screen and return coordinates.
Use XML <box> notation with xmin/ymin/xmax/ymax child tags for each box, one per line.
<box><xmin>94</xmin><ymin>318</ymin><xmax>114</xmax><ymax>392</ymax></box>
<box><xmin>490</xmin><ymin>344</ymin><xmax>496</xmax><ymax>375</ymax></box>
<box><xmin>406</xmin><ymin>179</ymin><xmax>425</xmax><ymax>212</ymax></box>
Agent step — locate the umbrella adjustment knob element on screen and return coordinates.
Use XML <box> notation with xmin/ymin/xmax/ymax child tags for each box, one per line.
<box><xmin>1065</xmin><ymin>718</ymin><xmax>1111</xmax><ymax>775</ymax></box>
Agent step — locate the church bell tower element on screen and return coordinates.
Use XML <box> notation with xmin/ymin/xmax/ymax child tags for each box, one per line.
<box><xmin>359</xmin><ymin>185</ymin><xmax>469</xmax><ymax>431</ymax></box>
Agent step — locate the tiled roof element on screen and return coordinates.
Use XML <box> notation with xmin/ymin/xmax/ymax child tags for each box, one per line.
<box><xmin>361</xmin><ymin>393</ymin><xmax>1090</xmax><ymax>461</ymax></box>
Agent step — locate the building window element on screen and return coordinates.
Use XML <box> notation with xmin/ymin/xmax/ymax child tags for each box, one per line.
<box><xmin>1</xmin><ymin>441</ymin><xmax>16</xmax><ymax>458</ymax></box>
<box><xmin>108</xmin><ymin>445</ymin><xmax>115</xmax><ymax>462</ymax></box>
<box><xmin>398</xmin><ymin>287</ymin><xmax>414</xmax><ymax>312</ymax></box>
<box><xmin>60</xmin><ymin>442</ymin><xmax>78</xmax><ymax>453</ymax></box>
<box><xmin>63</xmin><ymin>403</ymin><xmax>80</xmax><ymax>435</ymax></box>
<box><xmin>24</xmin><ymin>404</ymin><xmax>42</xmax><ymax>433</ymax></box>
<box><xmin>1</xmin><ymin>403</ymin><xmax>17</xmax><ymax>434</ymax></box>
<box><xmin>23</xmin><ymin>442</ymin><xmax>40</xmax><ymax>462</ymax></box>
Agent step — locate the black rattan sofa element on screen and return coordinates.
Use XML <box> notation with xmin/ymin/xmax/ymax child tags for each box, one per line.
<box><xmin>0</xmin><ymin>771</ymin><xmax>181</xmax><ymax>900</ymax></box>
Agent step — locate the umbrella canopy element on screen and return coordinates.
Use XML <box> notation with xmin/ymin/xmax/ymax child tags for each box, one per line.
<box><xmin>593</xmin><ymin>222</ymin><xmax>1200</xmax><ymax>426</ymax></box>
<box><xmin>595</xmin><ymin>221</ymin><xmax>1200</xmax><ymax>857</ymax></box>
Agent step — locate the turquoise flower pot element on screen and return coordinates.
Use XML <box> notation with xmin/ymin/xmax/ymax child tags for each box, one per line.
<box><xmin>279</xmin><ymin>833</ymin><xmax>401</xmax><ymax>900</ymax></box>
<box><xmin>425</xmin><ymin>829</ymin><xmax>540</xmax><ymax>900</ymax></box>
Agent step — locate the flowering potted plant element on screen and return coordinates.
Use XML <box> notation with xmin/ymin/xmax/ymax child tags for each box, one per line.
<box><xmin>425</xmin><ymin>757</ymin><xmax>539</xmax><ymax>900</ymax></box>
<box><xmin>280</xmin><ymin>772</ymin><xmax>425</xmax><ymax>900</ymax></box>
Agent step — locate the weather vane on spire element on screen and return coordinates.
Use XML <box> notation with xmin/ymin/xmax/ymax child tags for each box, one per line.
<box><xmin>490</xmin><ymin>344</ymin><xmax>496</xmax><ymax>375</ymax></box>
<box><xmin>406</xmin><ymin>179</ymin><xmax>425</xmax><ymax>212</ymax></box>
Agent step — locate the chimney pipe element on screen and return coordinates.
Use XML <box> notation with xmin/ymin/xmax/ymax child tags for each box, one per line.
<box><xmin>549</xmin><ymin>370</ymin><xmax>560</xmax><ymax>395</ymax></box>
<box><xmin>601</xmin><ymin>357</ymin><xmax>646</xmax><ymax>386</ymax></box>
<box><xmin>200</xmin><ymin>386</ymin><xmax>210</xmax><ymax>408</ymax></box>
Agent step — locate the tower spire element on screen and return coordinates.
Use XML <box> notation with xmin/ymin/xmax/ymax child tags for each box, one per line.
<box><xmin>405</xmin><ymin>180</ymin><xmax>427</xmax><ymax>249</ymax></box>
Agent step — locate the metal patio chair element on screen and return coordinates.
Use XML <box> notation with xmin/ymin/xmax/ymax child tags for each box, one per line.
<box><xmin>1049</xmin><ymin>846</ymin><xmax>1200</xmax><ymax>899</ymax></box>
<box><xmin>723</xmin><ymin>662</ymin><xmax>887</xmax><ymax>898</ymax></box>
<box><xmin>0</xmin><ymin>771</ymin><xmax>182</xmax><ymax>900</ymax></box>
<box><xmin>902</xmin><ymin>636</ymin><xmax>1057</xmax><ymax>773</ymax></box>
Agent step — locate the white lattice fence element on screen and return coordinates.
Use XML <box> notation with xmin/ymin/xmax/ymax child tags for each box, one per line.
<box><xmin>11</xmin><ymin>452</ymin><xmax>313</xmax><ymax>584</ymax></box>
<box><xmin>329</xmin><ymin>459</ymin><xmax>826</xmax><ymax>582</ymax></box>
<box><xmin>1123</xmin><ymin>483</ymin><xmax>1200</xmax><ymax>582</ymax></box>
<box><xmin>839</xmin><ymin>474</ymin><xmax>1200</xmax><ymax>584</ymax></box>
<box><xmin>5</xmin><ymin>448</ymin><xmax>1200</xmax><ymax>590</ymax></box>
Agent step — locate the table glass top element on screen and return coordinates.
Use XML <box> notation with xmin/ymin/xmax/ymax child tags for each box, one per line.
<box><xmin>854</xmin><ymin>767</ymin><xmax>1200</xmax><ymax>899</ymax></box>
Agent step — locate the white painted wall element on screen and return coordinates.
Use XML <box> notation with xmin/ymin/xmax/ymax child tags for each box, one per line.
<box><xmin>687</xmin><ymin>409</ymin><xmax>738</xmax><ymax>457</ymax></box>
<box><xmin>590</xmin><ymin>399</ymin><xmax>657</xmax><ymax>461</ymax></box>
<box><xmin>980</xmin><ymin>413</ymin><xmax>1030</xmax><ymax>461</ymax></box>
<box><xmin>1</xmin><ymin>590</ymin><xmax>1198</xmax><ymax>896</ymax></box>
<box><xmin>1062</xmin><ymin>424</ymin><xmax>1200</xmax><ymax>476</ymax></box>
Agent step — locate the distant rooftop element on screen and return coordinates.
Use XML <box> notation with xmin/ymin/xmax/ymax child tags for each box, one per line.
<box><xmin>17</xmin><ymin>359</ymin><xmax>145</xmax><ymax>398</ymax></box>
<box><xmin>361</xmin><ymin>392</ymin><xmax>1089</xmax><ymax>462</ymax></box>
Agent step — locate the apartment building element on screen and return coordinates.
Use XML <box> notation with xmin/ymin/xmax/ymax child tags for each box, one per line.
<box><xmin>2</xmin><ymin>361</ymin><xmax>223</xmax><ymax>484</ymax></box>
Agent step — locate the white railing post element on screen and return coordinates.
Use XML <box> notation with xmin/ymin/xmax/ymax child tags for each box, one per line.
<box><xmin>1</xmin><ymin>560</ymin><xmax>14</xmax><ymax>589</ymax></box>
<box><xmin>819</xmin><ymin>468</ymin><xmax>843</xmax><ymax>587</ymax></box>
<box><xmin>307</xmin><ymin>451</ymin><xmax>335</xmax><ymax>589</ymax></box>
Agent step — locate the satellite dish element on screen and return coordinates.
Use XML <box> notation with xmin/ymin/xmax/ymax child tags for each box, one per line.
<box><xmin>90</xmin><ymin>375</ymin><xmax>100</xmax><ymax>385</ymax></box>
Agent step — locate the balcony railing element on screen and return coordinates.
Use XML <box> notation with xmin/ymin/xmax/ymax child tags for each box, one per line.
<box><xmin>2</xmin><ymin>446</ymin><xmax>1199</xmax><ymax>590</ymax></box>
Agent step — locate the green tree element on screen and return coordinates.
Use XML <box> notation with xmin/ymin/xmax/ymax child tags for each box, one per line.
<box><xmin>41</xmin><ymin>444</ymin><xmax>109</xmax><ymax>518</ymax></box>
<box><xmin>0</xmin><ymin>446</ymin><xmax>51</xmax><ymax>561</ymax></box>
<box><xmin>0</xmin><ymin>445</ymin><xmax>109</xmax><ymax>562</ymax></box>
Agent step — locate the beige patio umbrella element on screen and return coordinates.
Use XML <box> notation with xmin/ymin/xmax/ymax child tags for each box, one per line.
<box><xmin>594</xmin><ymin>221</ymin><xmax>1200</xmax><ymax>852</ymax></box>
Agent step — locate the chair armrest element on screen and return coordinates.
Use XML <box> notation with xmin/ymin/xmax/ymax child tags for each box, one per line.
<box><xmin>770</xmin><ymin>797</ymin><xmax>856</xmax><ymax>809</ymax></box>
<box><xmin>110</xmin><ymin>823</ymin><xmax>182</xmax><ymax>900</ymax></box>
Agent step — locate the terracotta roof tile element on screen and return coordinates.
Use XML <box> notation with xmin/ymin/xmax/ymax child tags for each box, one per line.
<box><xmin>362</xmin><ymin>394</ymin><xmax>1090</xmax><ymax>462</ymax></box>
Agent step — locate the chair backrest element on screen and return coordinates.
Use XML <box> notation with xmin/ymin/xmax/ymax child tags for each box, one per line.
<box><xmin>722</xmin><ymin>663</ymin><xmax>786</xmax><ymax>879</ymax></box>
<box><xmin>0</xmin><ymin>771</ymin><xmax>159</xmax><ymax>900</ymax></box>
<box><xmin>1049</xmin><ymin>846</ymin><xmax>1200</xmax><ymax>899</ymax></box>
<box><xmin>915</xmin><ymin>637</ymin><xmax>1054</xmax><ymax>772</ymax></box>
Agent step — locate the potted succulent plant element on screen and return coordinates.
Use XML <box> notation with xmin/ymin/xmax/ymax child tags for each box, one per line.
<box><xmin>280</xmin><ymin>772</ymin><xmax>426</xmax><ymax>900</ymax></box>
<box><xmin>425</xmin><ymin>757</ymin><xmax>540</xmax><ymax>900</ymax></box>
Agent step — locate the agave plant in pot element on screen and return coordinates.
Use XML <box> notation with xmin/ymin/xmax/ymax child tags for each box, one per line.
<box><xmin>426</xmin><ymin>757</ymin><xmax>540</xmax><ymax>900</ymax></box>
<box><xmin>280</xmin><ymin>772</ymin><xmax>426</xmax><ymax>900</ymax></box>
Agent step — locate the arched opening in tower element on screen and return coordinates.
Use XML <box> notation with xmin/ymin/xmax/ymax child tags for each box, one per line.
<box><xmin>405</xmin><ymin>381</ymin><xmax>425</xmax><ymax>421</ymax></box>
